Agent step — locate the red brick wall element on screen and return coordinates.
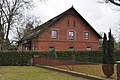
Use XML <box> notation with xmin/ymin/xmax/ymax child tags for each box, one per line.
<box><xmin>33</xmin><ymin>57</ymin><xmax>97</xmax><ymax>66</ymax></box>
<box><xmin>32</xmin><ymin>10</ymin><xmax>100</xmax><ymax>51</ymax></box>
<box><xmin>31</xmin><ymin>38</ymin><xmax>39</xmax><ymax>50</ymax></box>
<box><xmin>35</xmin><ymin>41</ymin><xmax>99</xmax><ymax>51</ymax></box>
<box><xmin>33</xmin><ymin>57</ymin><xmax>81</xmax><ymax>66</ymax></box>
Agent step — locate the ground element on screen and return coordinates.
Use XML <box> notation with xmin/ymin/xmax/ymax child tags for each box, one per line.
<box><xmin>0</xmin><ymin>66</ymin><xmax>88</xmax><ymax>80</ymax></box>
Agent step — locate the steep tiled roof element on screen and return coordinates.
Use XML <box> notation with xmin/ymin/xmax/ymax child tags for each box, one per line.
<box><xmin>19</xmin><ymin>6</ymin><xmax>102</xmax><ymax>42</ymax></box>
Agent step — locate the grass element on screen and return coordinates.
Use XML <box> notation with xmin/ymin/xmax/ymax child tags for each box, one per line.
<box><xmin>0</xmin><ymin>66</ymin><xmax>87</xmax><ymax>80</ymax></box>
<box><xmin>57</xmin><ymin>64</ymin><xmax>116</xmax><ymax>80</ymax></box>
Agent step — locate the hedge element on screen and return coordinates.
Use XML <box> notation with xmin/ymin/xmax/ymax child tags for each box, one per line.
<box><xmin>45</xmin><ymin>51</ymin><xmax>103</xmax><ymax>63</ymax></box>
<box><xmin>0</xmin><ymin>51</ymin><xmax>32</xmax><ymax>66</ymax></box>
<box><xmin>0</xmin><ymin>50</ymin><xmax>120</xmax><ymax>66</ymax></box>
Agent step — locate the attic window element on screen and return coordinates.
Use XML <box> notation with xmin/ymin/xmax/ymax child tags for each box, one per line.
<box><xmin>73</xmin><ymin>20</ymin><xmax>76</xmax><ymax>27</ymax></box>
<box><xmin>67</xmin><ymin>20</ymin><xmax>69</xmax><ymax>26</ymax></box>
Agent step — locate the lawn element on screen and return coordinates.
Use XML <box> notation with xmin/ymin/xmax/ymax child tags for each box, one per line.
<box><xmin>57</xmin><ymin>64</ymin><xmax>116</xmax><ymax>80</ymax></box>
<box><xmin>0</xmin><ymin>66</ymin><xmax>87</xmax><ymax>80</ymax></box>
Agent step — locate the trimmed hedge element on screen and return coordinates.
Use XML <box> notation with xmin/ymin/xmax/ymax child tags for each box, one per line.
<box><xmin>46</xmin><ymin>51</ymin><xmax>103</xmax><ymax>63</ymax></box>
<box><xmin>0</xmin><ymin>50</ymin><xmax>120</xmax><ymax>66</ymax></box>
<box><xmin>30</xmin><ymin>50</ymin><xmax>120</xmax><ymax>63</ymax></box>
<box><xmin>114</xmin><ymin>50</ymin><xmax>120</xmax><ymax>61</ymax></box>
<box><xmin>0</xmin><ymin>51</ymin><xmax>35</xmax><ymax>66</ymax></box>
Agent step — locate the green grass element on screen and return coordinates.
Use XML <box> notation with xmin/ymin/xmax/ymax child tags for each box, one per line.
<box><xmin>0</xmin><ymin>66</ymin><xmax>87</xmax><ymax>80</ymax></box>
<box><xmin>57</xmin><ymin>64</ymin><xmax>116</xmax><ymax>80</ymax></box>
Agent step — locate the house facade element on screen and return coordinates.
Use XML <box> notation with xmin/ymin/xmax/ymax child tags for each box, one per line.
<box><xmin>18</xmin><ymin>6</ymin><xmax>102</xmax><ymax>51</ymax></box>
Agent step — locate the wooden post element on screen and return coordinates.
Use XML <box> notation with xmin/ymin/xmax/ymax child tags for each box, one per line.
<box><xmin>31</xmin><ymin>55</ymin><xmax>34</xmax><ymax>66</ymax></box>
<box><xmin>0</xmin><ymin>44</ymin><xmax>1</xmax><ymax>51</ymax></box>
<box><xmin>116</xmin><ymin>61</ymin><xmax>120</xmax><ymax>80</ymax></box>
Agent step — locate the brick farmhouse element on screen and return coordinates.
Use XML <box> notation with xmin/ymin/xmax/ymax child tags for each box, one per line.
<box><xmin>18</xmin><ymin>6</ymin><xmax>102</xmax><ymax>51</ymax></box>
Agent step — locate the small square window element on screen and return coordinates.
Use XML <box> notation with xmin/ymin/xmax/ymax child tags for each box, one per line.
<box><xmin>48</xmin><ymin>46</ymin><xmax>55</xmax><ymax>51</ymax></box>
<box><xmin>69</xmin><ymin>31</ymin><xmax>74</xmax><ymax>40</ymax></box>
<box><xmin>69</xmin><ymin>46</ymin><xmax>75</xmax><ymax>51</ymax></box>
<box><xmin>51</xmin><ymin>30</ymin><xmax>58</xmax><ymax>38</ymax></box>
<box><xmin>84</xmin><ymin>32</ymin><xmax>89</xmax><ymax>39</ymax></box>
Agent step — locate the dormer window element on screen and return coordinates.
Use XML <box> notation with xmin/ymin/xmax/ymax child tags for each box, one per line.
<box><xmin>51</xmin><ymin>30</ymin><xmax>58</xmax><ymax>38</ymax></box>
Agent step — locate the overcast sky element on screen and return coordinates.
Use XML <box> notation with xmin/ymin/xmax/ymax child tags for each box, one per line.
<box><xmin>31</xmin><ymin>0</ymin><xmax>120</xmax><ymax>36</ymax></box>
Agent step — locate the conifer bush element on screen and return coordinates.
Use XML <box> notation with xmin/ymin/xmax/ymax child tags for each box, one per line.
<box><xmin>102</xmin><ymin>29</ymin><xmax>115</xmax><ymax>78</ymax></box>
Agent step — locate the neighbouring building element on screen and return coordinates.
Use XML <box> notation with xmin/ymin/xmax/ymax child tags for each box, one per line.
<box><xmin>18</xmin><ymin>6</ymin><xmax>102</xmax><ymax>51</ymax></box>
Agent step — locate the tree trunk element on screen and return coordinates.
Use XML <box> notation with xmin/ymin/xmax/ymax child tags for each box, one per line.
<box><xmin>5</xmin><ymin>19</ymin><xmax>11</xmax><ymax>40</ymax></box>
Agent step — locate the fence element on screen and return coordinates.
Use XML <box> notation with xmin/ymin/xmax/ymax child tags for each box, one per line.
<box><xmin>33</xmin><ymin>57</ymin><xmax>117</xmax><ymax>80</ymax></box>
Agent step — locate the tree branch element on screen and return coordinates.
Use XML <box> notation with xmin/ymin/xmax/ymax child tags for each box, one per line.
<box><xmin>109</xmin><ymin>0</ymin><xmax>120</xmax><ymax>6</ymax></box>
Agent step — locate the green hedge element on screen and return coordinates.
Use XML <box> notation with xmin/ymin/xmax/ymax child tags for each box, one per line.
<box><xmin>49</xmin><ymin>51</ymin><xmax>102</xmax><ymax>63</ymax></box>
<box><xmin>37</xmin><ymin>50</ymin><xmax>120</xmax><ymax>63</ymax></box>
<box><xmin>0</xmin><ymin>51</ymin><xmax>33</xmax><ymax>66</ymax></box>
<box><xmin>0</xmin><ymin>50</ymin><xmax>120</xmax><ymax>66</ymax></box>
<box><xmin>114</xmin><ymin>50</ymin><xmax>120</xmax><ymax>61</ymax></box>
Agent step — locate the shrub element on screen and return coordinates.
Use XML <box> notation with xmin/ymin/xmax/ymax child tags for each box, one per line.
<box><xmin>102</xmin><ymin>30</ymin><xmax>115</xmax><ymax>78</ymax></box>
<box><xmin>0</xmin><ymin>51</ymin><xmax>33</xmax><ymax>66</ymax></box>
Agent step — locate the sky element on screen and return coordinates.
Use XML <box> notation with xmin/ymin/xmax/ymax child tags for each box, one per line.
<box><xmin>30</xmin><ymin>0</ymin><xmax>120</xmax><ymax>38</ymax></box>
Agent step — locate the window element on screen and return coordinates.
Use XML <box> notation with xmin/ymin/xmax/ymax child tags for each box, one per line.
<box><xmin>51</xmin><ymin>30</ymin><xmax>58</xmax><ymax>38</ymax></box>
<box><xmin>69</xmin><ymin>31</ymin><xmax>74</xmax><ymax>40</ymax></box>
<box><xmin>67</xmin><ymin>20</ymin><xmax>69</xmax><ymax>26</ymax></box>
<box><xmin>48</xmin><ymin>46</ymin><xmax>55</xmax><ymax>51</ymax></box>
<box><xmin>25</xmin><ymin>47</ymin><xmax>28</xmax><ymax>50</ymax></box>
<box><xmin>84</xmin><ymin>32</ymin><xmax>89</xmax><ymax>39</ymax></box>
<box><xmin>86</xmin><ymin>46</ymin><xmax>92</xmax><ymax>50</ymax></box>
<box><xmin>73</xmin><ymin>20</ymin><xmax>76</xmax><ymax>27</ymax></box>
<box><xmin>25</xmin><ymin>47</ymin><xmax>30</xmax><ymax>50</ymax></box>
<box><xmin>32</xmin><ymin>46</ymin><xmax>36</xmax><ymax>51</ymax></box>
<box><xmin>69</xmin><ymin>46</ymin><xmax>75</xmax><ymax>51</ymax></box>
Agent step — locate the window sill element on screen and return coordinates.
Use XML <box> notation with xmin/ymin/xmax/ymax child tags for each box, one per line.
<box><xmin>69</xmin><ymin>38</ymin><xmax>74</xmax><ymax>40</ymax></box>
<box><xmin>51</xmin><ymin>37</ymin><xmax>58</xmax><ymax>39</ymax></box>
<box><xmin>84</xmin><ymin>38</ymin><xmax>89</xmax><ymax>40</ymax></box>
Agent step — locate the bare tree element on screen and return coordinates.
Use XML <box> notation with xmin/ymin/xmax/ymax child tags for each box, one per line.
<box><xmin>0</xmin><ymin>0</ymin><xmax>33</xmax><ymax>50</ymax></box>
<box><xmin>14</xmin><ymin>15</ymin><xmax>41</xmax><ymax>41</ymax></box>
<box><xmin>107</xmin><ymin>0</ymin><xmax>120</xmax><ymax>6</ymax></box>
<box><xmin>99</xmin><ymin>0</ymin><xmax>120</xmax><ymax>6</ymax></box>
